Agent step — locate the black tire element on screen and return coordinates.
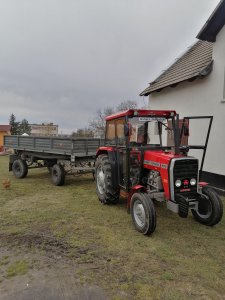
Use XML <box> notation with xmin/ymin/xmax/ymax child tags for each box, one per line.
<box><xmin>46</xmin><ymin>160</ymin><xmax>56</xmax><ymax>174</ymax></box>
<box><xmin>192</xmin><ymin>187</ymin><xmax>223</xmax><ymax>226</ymax></box>
<box><xmin>131</xmin><ymin>193</ymin><xmax>156</xmax><ymax>235</ymax></box>
<box><xmin>12</xmin><ymin>159</ymin><xmax>28</xmax><ymax>178</ymax></box>
<box><xmin>95</xmin><ymin>154</ymin><xmax>119</xmax><ymax>204</ymax></box>
<box><xmin>51</xmin><ymin>164</ymin><xmax>65</xmax><ymax>186</ymax></box>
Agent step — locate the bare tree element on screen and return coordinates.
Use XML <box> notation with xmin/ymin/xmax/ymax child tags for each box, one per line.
<box><xmin>89</xmin><ymin>107</ymin><xmax>114</xmax><ymax>138</ymax></box>
<box><xmin>88</xmin><ymin>100</ymin><xmax>139</xmax><ymax>137</ymax></box>
<box><xmin>71</xmin><ymin>128</ymin><xmax>94</xmax><ymax>138</ymax></box>
<box><xmin>116</xmin><ymin>100</ymin><xmax>137</xmax><ymax>112</ymax></box>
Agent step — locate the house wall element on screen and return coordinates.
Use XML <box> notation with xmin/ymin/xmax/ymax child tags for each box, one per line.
<box><xmin>149</xmin><ymin>26</ymin><xmax>225</xmax><ymax>176</ymax></box>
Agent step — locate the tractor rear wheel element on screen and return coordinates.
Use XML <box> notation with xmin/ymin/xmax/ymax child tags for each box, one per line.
<box><xmin>192</xmin><ymin>187</ymin><xmax>223</xmax><ymax>226</ymax></box>
<box><xmin>12</xmin><ymin>159</ymin><xmax>28</xmax><ymax>178</ymax></box>
<box><xmin>51</xmin><ymin>164</ymin><xmax>65</xmax><ymax>186</ymax></box>
<box><xmin>95</xmin><ymin>154</ymin><xmax>119</xmax><ymax>204</ymax></box>
<box><xmin>131</xmin><ymin>193</ymin><xmax>156</xmax><ymax>235</ymax></box>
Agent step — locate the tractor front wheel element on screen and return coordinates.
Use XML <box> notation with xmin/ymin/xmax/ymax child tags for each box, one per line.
<box><xmin>95</xmin><ymin>154</ymin><xmax>119</xmax><ymax>204</ymax></box>
<box><xmin>12</xmin><ymin>159</ymin><xmax>28</xmax><ymax>178</ymax></box>
<box><xmin>192</xmin><ymin>187</ymin><xmax>223</xmax><ymax>226</ymax></box>
<box><xmin>131</xmin><ymin>193</ymin><xmax>156</xmax><ymax>235</ymax></box>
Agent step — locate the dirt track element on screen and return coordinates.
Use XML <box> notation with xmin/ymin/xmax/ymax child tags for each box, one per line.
<box><xmin>0</xmin><ymin>234</ymin><xmax>108</xmax><ymax>300</ymax></box>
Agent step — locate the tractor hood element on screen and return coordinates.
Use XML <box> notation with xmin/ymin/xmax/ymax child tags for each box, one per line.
<box><xmin>143</xmin><ymin>150</ymin><xmax>181</xmax><ymax>171</ymax></box>
<box><xmin>143</xmin><ymin>150</ymin><xmax>184</xmax><ymax>201</ymax></box>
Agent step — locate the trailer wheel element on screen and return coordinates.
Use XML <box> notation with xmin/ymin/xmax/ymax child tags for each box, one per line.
<box><xmin>192</xmin><ymin>187</ymin><xmax>223</xmax><ymax>226</ymax></box>
<box><xmin>51</xmin><ymin>164</ymin><xmax>65</xmax><ymax>186</ymax></box>
<box><xmin>95</xmin><ymin>154</ymin><xmax>119</xmax><ymax>204</ymax></box>
<box><xmin>131</xmin><ymin>193</ymin><xmax>156</xmax><ymax>235</ymax></box>
<box><xmin>12</xmin><ymin>159</ymin><xmax>28</xmax><ymax>178</ymax></box>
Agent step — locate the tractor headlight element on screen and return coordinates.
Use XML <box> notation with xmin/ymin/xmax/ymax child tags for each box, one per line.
<box><xmin>190</xmin><ymin>178</ymin><xmax>197</xmax><ymax>186</ymax></box>
<box><xmin>175</xmin><ymin>179</ymin><xmax>182</xmax><ymax>187</ymax></box>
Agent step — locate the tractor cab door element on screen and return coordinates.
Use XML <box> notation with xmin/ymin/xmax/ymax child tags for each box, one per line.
<box><xmin>105</xmin><ymin>118</ymin><xmax>142</xmax><ymax>192</ymax></box>
<box><xmin>105</xmin><ymin>118</ymin><xmax>128</xmax><ymax>189</ymax></box>
<box><xmin>117</xmin><ymin>147</ymin><xmax>142</xmax><ymax>191</ymax></box>
<box><xmin>115</xmin><ymin>119</ymin><xmax>142</xmax><ymax>191</ymax></box>
<box><xmin>113</xmin><ymin>118</ymin><xmax>128</xmax><ymax>189</ymax></box>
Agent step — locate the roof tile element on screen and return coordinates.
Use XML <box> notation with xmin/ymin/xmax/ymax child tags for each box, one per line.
<box><xmin>140</xmin><ymin>41</ymin><xmax>213</xmax><ymax>96</ymax></box>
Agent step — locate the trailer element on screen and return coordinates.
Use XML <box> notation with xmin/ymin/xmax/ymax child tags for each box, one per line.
<box><xmin>4</xmin><ymin>135</ymin><xmax>104</xmax><ymax>185</ymax></box>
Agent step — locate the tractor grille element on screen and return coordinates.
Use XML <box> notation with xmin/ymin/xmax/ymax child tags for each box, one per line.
<box><xmin>173</xmin><ymin>159</ymin><xmax>198</xmax><ymax>179</ymax></box>
<box><xmin>171</xmin><ymin>158</ymin><xmax>199</xmax><ymax>201</ymax></box>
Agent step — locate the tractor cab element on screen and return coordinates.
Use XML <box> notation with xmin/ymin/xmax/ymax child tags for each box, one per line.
<box><xmin>105</xmin><ymin>109</ymin><xmax>178</xmax><ymax>147</ymax></box>
<box><xmin>103</xmin><ymin>109</ymin><xmax>182</xmax><ymax>191</ymax></box>
<box><xmin>95</xmin><ymin>109</ymin><xmax>223</xmax><ymax>235</ymax></box>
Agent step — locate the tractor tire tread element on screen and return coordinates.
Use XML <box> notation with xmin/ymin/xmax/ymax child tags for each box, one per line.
<box><xmin>95</xmin><ymin>154</ymin><xmax>119</xmax><ymax>204</ymax></box>
<box><xmin>131</xmin><ymin>193</ymin><xmax>156</xmax><ymax>235</ymax></box>
<box><xmin>192</xmin><ymin>187</ymin><xmax>223</xmax><ymax>226</ymax></box>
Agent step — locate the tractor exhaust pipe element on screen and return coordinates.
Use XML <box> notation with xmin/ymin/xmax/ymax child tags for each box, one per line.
<box><xmin>174</xmin><ymin>114</ymin><xmax>180</xmax><ymax>155</ymax></box>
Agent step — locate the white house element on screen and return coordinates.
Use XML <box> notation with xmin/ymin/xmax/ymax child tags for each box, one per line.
<box><xmin>140</xmin><ymin>0</ymin><xmax>225</xmax><ymax>190</ymax></box>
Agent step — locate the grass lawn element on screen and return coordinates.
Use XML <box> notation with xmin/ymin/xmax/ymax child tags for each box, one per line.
<box><xmin>0</xmin><ymin>155</ymin><xmax>225</xmax><ymax>299</ymax></box>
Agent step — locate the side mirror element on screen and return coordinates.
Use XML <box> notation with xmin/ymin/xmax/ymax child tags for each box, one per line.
<box><xmin>124</xmin><ymin>123</ymin><xmax>130</xmax><ymax>137</ymax></box>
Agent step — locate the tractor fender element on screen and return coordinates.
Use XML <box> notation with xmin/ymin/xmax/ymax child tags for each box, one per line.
<box><xmin>131</xmin><ymin>185</ymin><xmax>147</xmax><ymax>193</ymax></box>
<box><xmin>96</xmin><ymin>146</ymin><xmax>113</xmax><ymax>157</ymax></box>
<box><xmin>198</xmin><ymin>181</ymin><xmax>209</xmax><ymax>187</ymax></box>
<box><xmin>127</xmin><ymin>185</ymin><xmax>147</xmax><ymax>211</ymax></box>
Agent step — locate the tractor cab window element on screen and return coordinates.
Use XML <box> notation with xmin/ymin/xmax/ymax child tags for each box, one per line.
<box><xmin>106</xmin><ymin>118</ymin><xmax>126</xmax><ymax>145</ymax></box>
<box><xmin>129</xmin><ymin>117</ymin><xmax>172</xmax><ymax>147</ymax></box>
<box><xmin>106</xmin><ymin>120</ymin><xmax>116</xmax><ymax>144</ymax></box>
<box><xmin>130</xmin><ymin>123</ymin><xmax>145</xmax><ymax>144</ymax></box>
<box><xmin>116</xmin><ymin>118</ymin><xmax>126</xmax><ymax>146</ymax></box>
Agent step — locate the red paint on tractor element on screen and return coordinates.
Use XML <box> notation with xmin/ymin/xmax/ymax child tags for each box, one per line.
<box><xmin>143</xmin><ymin>150</ymin><xmax>183</xmax><ymax>200</ymax></box>
<box><xmin>96</xmin><ymin>146</ymin><xmax>113</xmax><ymax>157</ymax></box>
<box><xmin>105</xmin><ymin>109</ymin><xmax>176</xmax><ymax>121</ymax></box>
<box><xmin>127</xmin><ymin>185</ymin><xmax>146</xmax><ymax>209</ymax></box>
<box><xmin>199</xmin><ymin>182</ymin><xmax>209</xmax><ymax>187</ymax></box>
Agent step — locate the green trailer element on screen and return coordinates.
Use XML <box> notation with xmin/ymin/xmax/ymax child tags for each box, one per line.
<box><xmin>4</xmin><ymin>135</ymin><xmax>104</xmax><ymax>185</ymax></box>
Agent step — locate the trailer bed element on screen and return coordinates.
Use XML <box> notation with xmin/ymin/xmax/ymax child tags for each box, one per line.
<box><xmin>4</xmin><ymin>135</ymin><xmax>104</xmax><ymax>157</ymax></box>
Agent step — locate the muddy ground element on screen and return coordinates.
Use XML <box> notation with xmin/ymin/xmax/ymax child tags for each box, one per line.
<box><xmin>0</xmin><ymin>233</ymin><xmax>109</xmax><ymax>300</ymax></box>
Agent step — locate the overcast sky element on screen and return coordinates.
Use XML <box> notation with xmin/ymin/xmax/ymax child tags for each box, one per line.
<box><xmin>0</xmin><ymin>0</ymin><xmax>220</xmax><ymax>133</ymax></box>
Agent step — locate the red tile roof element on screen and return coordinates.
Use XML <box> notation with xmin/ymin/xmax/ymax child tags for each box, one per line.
<box><xmin>0</xmin><ymin>125</ymin><xmax>11</xmax><ymax>132</ymax></box>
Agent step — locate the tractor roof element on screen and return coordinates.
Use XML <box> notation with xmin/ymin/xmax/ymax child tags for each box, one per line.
<box><xmin>105</xmin><ymin>109</ymin><xmax>176</xmax><ymax>121</ymax></box>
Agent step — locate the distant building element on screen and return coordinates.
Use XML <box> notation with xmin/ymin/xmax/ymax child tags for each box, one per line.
<box><xmin>0</xmin><ymin>125</ymin><xmax>11</xmax><ymax>151</ymax></box>
<box><xmin>30</xmin><ymin>123</ymin><xmax>58</xmax><ymax>136</ymax></box>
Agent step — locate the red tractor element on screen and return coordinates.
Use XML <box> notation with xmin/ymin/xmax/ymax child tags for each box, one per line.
<box><xmin>95</xmin><ymin>109</ymin><xmax>223</xmax><ymax>235</ymax></box>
